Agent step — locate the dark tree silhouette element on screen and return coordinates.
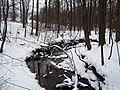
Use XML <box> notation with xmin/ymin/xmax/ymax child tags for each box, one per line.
<box><xmin>99</xmin><ymin>0</ymin><xmax>107</xmax><ymax>65</ymax></box>
<box><xmin>31</xmin><ymin>0</ymin><xmax>34</xmax><ymax>35</ymax></box>
<box><xmin>0</xmin><ymin>1</ymin><xmax>1</xmax><ymax>33</ymax></box>
<box><xmin>0</xmin><ymin>0</ymin><xmax>9</xmax><ymax>53</ymax></box>
<box><xmin>115</xmin><ymin>0</ymin><xmax>120</xmax><ymax>42</ymax></box>
<box><xmin>36</xmin><ymin>0</ymin><xmax>39</xmax><ymax>36</ymax></box>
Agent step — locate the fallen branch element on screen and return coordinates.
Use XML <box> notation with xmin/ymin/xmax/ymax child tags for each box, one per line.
<box><xmin>108</xmin><ymin>34</ymin><xmax>114</xmax><ymax>60</ymax></box>
<box><xmin>74</xmin><ymin>47</ymin><xmax>105</xmax><ymax>84</ymax></box>
<box><xmin>1</xmin><ymin>53</ymin><xmax>24</xmax><ymax>62</ymax></box>
<box><xmin>51</xmin><ymin>45</ymin><xmax>78</xmax><ymax>89</ymax></box>
<box><xmin>6</xmin><ymin>81</ymin><xmax>30</xmax><ymax>90</ymax></box>
<box><xmin>74</xmin><ymin>48</ymin><xmax>89</xmax><ymax>69</ymax></box>
<box><xmin>8</xmin><ymin>36</ymin><xmax>37</xmax><ymax>44</ymax></box>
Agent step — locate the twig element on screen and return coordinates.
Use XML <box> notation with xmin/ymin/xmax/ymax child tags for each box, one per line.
<box><xmin>108</xmin><ymin>33</ymin><xmax>114</xmax><ymax>60</ymax></box>
<box><xmin>0</xmin><ymin>77</ymin><xmax>11</xmax><ymax>89</ymax></box>
<box><xmin>6</xmin><ymin>36</ymin><xmax>11</xmax><ymax>42</ymax></box>
<box><xmin>6</xmin><ymin>81</ymin><xmax>30</xmax><ymax>90</ymax></box>
<box><xmin>74</xmin><ymin>47</ymin><xmax>89</xmax><ymax>67</ymax></box>
<box><xmin>0</xmin><ymin>63</ymin><xmax>14</xmax><ymax>74</ymax></box>
<box><xmin>20</xmin><ymin>63</ymin><xmax>35</xmax><ymax>77</ymax></box>
<box><xmin>73</xmin><ymin>30</ymin><xmax>79</xmax><ymax>40</ymax></box>
<box><xmin>1</xmin><ymin>53</ymin><xmax>24</xmax><ymax>62</ymax></box>
<box><xmin>8</xmin><ymin>36</ymin><xmax>37</xmax><ymax>44</ymax></box>
<box><xmin>51</xmin><ymin>45</ymin><xmax>75</xmax><ymax>71</ymax></box>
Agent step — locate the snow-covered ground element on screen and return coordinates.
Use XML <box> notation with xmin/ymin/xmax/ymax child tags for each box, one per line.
<box><xmin>0</xmin><ymin>22</ymin><xmax>45</xmax><ymax>90</ymax></box>
<box><xmin>0</xmin><ymin>21</ymin><xmax>120</xmax><ymax>90</ymax></box>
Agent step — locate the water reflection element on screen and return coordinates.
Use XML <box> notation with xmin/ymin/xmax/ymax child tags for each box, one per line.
<box><xmin>25</xmin><ymin>46</ymin><xmax>95</xmax><ymax>90</ymax></box>
<box><xmin>26</xmin><ymin>57</ymin><xmax>73</xmax><ymax>90</ymax></box>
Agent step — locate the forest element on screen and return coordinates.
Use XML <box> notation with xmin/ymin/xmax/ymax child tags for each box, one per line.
<box><xmin>0</xmin><ymin>0</ymin><xmax>120</xmax><ymax>90</ymax></box>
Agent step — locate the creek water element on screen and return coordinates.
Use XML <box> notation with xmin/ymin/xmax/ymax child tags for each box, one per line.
<box><xmin>25</xmin><ymin>41</ymin><xmax>96</xmax><ymax>90</ymax></box>
<box><xmin>26</xmin><ymin>56</ymin><xmax>75</xmax><ymax>90</ymax></box>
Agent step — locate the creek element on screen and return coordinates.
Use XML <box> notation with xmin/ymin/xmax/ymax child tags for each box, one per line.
<box><xmin>25</xmin><ymin>39</ymin><xmax>99</xmax><ymax>90</ymax></box>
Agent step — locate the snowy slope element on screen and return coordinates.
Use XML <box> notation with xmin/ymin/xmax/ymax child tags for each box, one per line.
<box><xmin>0</xmin><ymin>21</ymin><xmax>120</xmax><ymax>90</ymax></box>
<box><xmin>54</xmin><ymin>31</ymin><xmax>120</xmax><ymax>90</ymax></box>
<box><xmin>0</xmin><ymin>21</ymin><xmax>45</xmax><ymax>90</ymax></box>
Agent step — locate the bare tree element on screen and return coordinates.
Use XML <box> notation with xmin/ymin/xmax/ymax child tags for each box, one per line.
<box><xmin>31</xmin><ymin>0</ymin><xmax>34</xmax><ymax>35</ymax></box>
<box><xmin>73</xmin><ymin>0</ymin><xmax>76</xmax><ymax>31</ymax></box>
<box><xmin>12</xmin><ymin>0</ymin><xmax>16</xmax><ymax>21</ymax></box>
<box><xmin>70</xmin><ymin>0</ymin><xmax>72</xmax><ymax>33</ymax></box>
<box><xmin>35</xmin><ymin>0</ymin><xmax>39</xmax><ymax>36</ymax></box>
<box><xmin>115</xmin><ymin>0</ymin><xmax>120</xmax><ymax>42</ymax></box>
<box><xmin>82</xmin><ymin>0</ymin><xmax>91</xmax><ymax>50</ymax></box>
<box><xmin>88</xmin><ymin>0</ymin><xmax>93</xmax><ymax>35</ymax></box>
<box><xmin>48</xmin><ymin>0</ymin><xmax>52</xmax><ymax>29</ymax></box>
<box><xmin>93</xmin><ymin>0</ymin><xmax>98</xmax><ymax>34</ymax></box>
<box><xmin>99</xmin><ymin>0</ymin><xmax>107</xmax><ymax>45</ymax></box>
<box><xmin>108</xmin><ymin>0</ymin><xmax>114</xmax><ymax>60</ymax></box>
<box><xmin>21</xmin><ymin>0</ymin><xmax>25</xmax><ymax>28</ymax></box>
<box><xmin>0</xmin><ymin>0</ymin><xmax>9</xmax><ymax>53</ymax></box>
<box><xmin>0</xmin><ymin>0</ymin><xmax>1</xmax><ymax>33</ymax></box>
<box><xmin>25</xmin><ymin>0</ymin><xmax>30</xmax><ymax>24</ymax></box>
<box><xmin>57</xmin><ymin>0</ymin><xmax>60</xmax><ymax>37</ymax></box>
<box><xmin>115</xmin><ymin>0</ymin><xmax>120</xmax><ymax>65</ymax></box>
<box><xmin>109</xmin><ymin>0</ymin><xmax>112</xmax><ymax>44</ymax></box>
<box><xmin>45</xmin><ymin>0</ymin><xmax>47</xmax><ymax>28</ymax></box>
<box><xmin>21</xmin><ymin>0</ymin><xmax>31</xmax><ymax>37</ymax></box>
<box><xmin>20</xmin><ymin>0</ymin><xmax>22</xmax><ymax>22</ymax></box>
<box><xmin>99</xmin><ymin>0</ymin><xmax>107</xmax><ymax>65</ymax></box>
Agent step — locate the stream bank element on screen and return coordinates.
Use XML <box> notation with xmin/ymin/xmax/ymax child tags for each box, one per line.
<box><xmin>25</xmin><ymin>39</ymin><xmax>104</xmax><ymax>90</ymax></box>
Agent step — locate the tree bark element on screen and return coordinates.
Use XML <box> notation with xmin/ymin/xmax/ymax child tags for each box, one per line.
<box><xmin>109</xmin><ymin>0</ymin><xmax>112</xmax><ymax>44</ymax></box>
<box><xmin>0</xmin><ymin>0</ymin><xmax>1</xmax><ymax>33</ymax></box>
<box><xmin>82</xmin><ymin>0</ymin><xmax>91</xmax><ymax>50</ymax></box>
<box><xmin>88</xmin><ymin>0</ymin><xmax>93</xmax><ymax>35</ymax></box>
<box><xmin>70</xmin><ymin>0</ymin><xmax>72</xmax><ymax>33</ymax></box>
<box><xmin>99</xmin><ymin>0</ymin><xmax>107</xmax><ymax>45</ymax></box>
<box><xmin>99</xmin><ymin>0</ymin><xmax>107</xmax><ymax>65</ymax></box>
<box><xmin>115</xmin><ymin>0</ymin><xmax>120</xmax><ymax>42</ymax></box>
<box><xmin>21</xmin><ymin>0</ymin><xmax>26</xmax><ymax>28</ymax></box>
<box><xmin>31</xmin><ymin>0</ymin><xmax>34</xmax><ymax>35</ymax></box>
<box><xmin>45</xmin><ymin>0</ymin><xmax>47</xmax><ymax>28</ymax></box>
<box><xmin>73</xmin><ymin>0</ymin><xmax>76</xmax><ymax>31</ymax></box>
<box><xmin>57</xmin><ymin>0</ymin><xmax>60</xmax><ymax>37</ymax></box>
<box><xmin>12</xmin><ymin>0</ymin><xmax>16</xmax><ymax>21</ymax></box>
<box><xmin>36</xmin><ymin>0</ymin><xmax>39</xmax><ymax>36</ymax></box>
<box><xmin>0</xmin><ymin>0</ymin><xmax>9</xmax><ymax>53</ymax></box>
<box><xmin>20</xmin><ymin>0</ymin><xmax>22</xmax><ymax>22</ymax></box>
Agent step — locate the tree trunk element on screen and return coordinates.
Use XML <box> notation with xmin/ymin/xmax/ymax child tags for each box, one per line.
<box><xmin>99</xmin><ymin>0</ymin><xmax>107</xmax><ymax>65</ymax></box>
<box><xmin>20</xmin><ymin>0</ymin><xmax>22</xmax><ymax>22</ymax></box>
<box><xmin>48</xmin><ymin>0</ymin><xmax>51</xmax><ymax>29</ymax></box>
<box><xmin>99</xmin><ymin>0</ymin><xmax>107</xmax><ymax>45</ymax></box>
<box><xmin>88</xmin><ymin>0</ymin><xmax>93</xmax><ymax>35</ymax></box>
<box><xmin>0</xmin><ymin>20</ymin><xmax>7</xmax><ymax>53</ymax></box>
<box><xmin>73</xmin><ymin>0</ymin><xmax>76</xmax><ymax>31</ymax></box>
<box><xmin>109</xmin><ymin>0</ymin><xmax>112</xmax><ymax>44</ymax></box>
<box><xmin>21</xmin><ymin>0</ymin><xmax>25</xmax><ymax>28</ymax></box>
<box><xmin>115</xmin><ymin>0</ymin><xmax>120</xmax><ymax>42</ymax></box>
<box><xmin>45</xmin><ymin>0</ymin><xmax>47</xmax><ymax>28</ymax></box>
<box><xmin>0</xmin><ymin>0</ymin><xmax>9</xmax><ymax>53</ymax></box>
<box><xmin>12</xmin><ymin>0</ymin><xmax>16</xmax><ymax>21</ymax></box>
<box><xmin>31</xmin><ymin>0</ymin><xmax>34</xmax><ymax>35</ymax></box>
<box><xmin>70</xmin><ymin>0</ymin><xmax>72</xmax><ymax>33</ymax></box>
<box><xmin>57</xmin><ymin>0</ymin><xmax>60</xmax><ymax>37</ymax></box>
<box><xmin>36</xmin><ymin>0</ymin><xmax>39</xmax><ymax>36</ymax></box>
<box><xmin>0</xmin><ymin>0</ymin><xmax>1</xmax><ymax>33</ymax></box>
<box><xmin>24</xmin><ymin>1</ymin><xmax>30</xmax><ymax>37</ymax></box>
<box><xmin>82</xmin><ymin>0</ymin><xmax>91</xmax><ymax>50</ymax></box>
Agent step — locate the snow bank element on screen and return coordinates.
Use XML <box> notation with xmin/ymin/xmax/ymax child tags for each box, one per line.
<box><xmin>0</xmin><ymin>21</ymin><xmax>45</xmax><ymax>90</ymax></box>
